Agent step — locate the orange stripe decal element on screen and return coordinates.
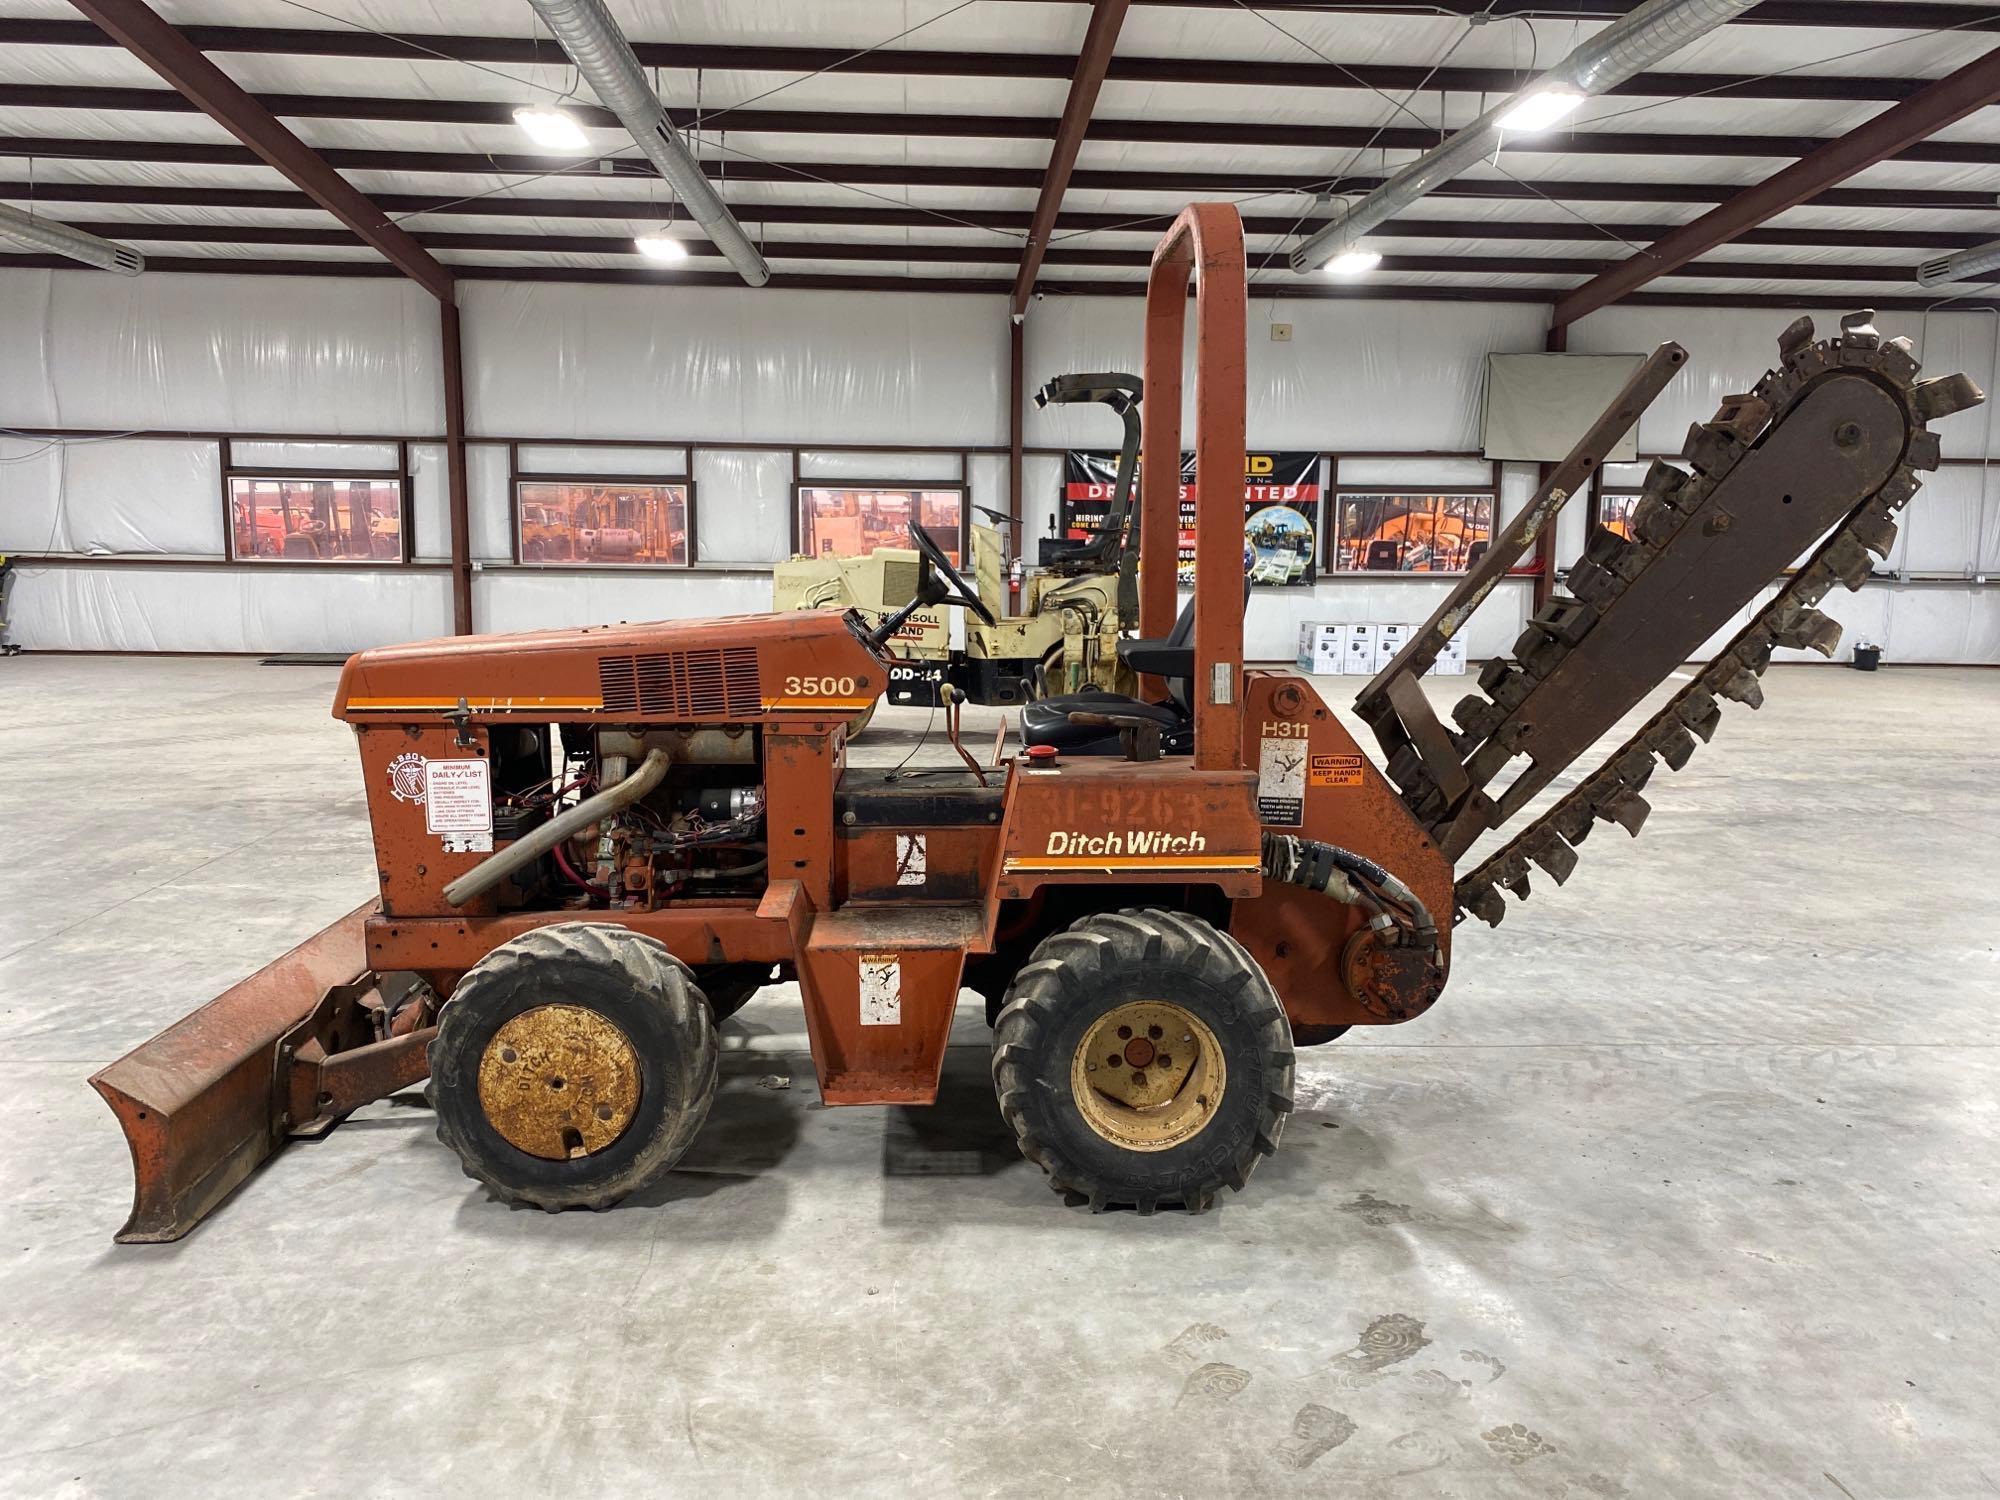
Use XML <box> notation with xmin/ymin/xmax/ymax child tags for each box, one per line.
<box><xmin>1004</xmin><ymin>856</ymin><xmax>1262</xmax><ymax>872</ymax></box>
<box><xmin>346</xmin><ymin>696</ymin><xmax>603</xmax><ymax>710</ymax></box>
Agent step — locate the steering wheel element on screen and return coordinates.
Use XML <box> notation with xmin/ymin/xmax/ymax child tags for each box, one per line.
<box><xmin>908</xmin><ymin>520</ymin><xmax>996</xmax><ymax>625</ymax></box>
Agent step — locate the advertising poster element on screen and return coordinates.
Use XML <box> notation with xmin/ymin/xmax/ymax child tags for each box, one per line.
<box><xmin>517</xmin><ymin>481</ymin><xmax>689</xmax><ymax>565</ymax></box>
<box><xmin>1330</xmin><ymin>493</ymin><xmax>1495</xmax><ymax>573</ymax></box>
<box><xmin>230</xmin><ymin>477</ymin><xmax>403</xmax><ymax>562</ymax></box>
<box><xmin>1059</xmin><ymin>450</ymin><xmax>1321</xmax><ymax>587</ymax></box>
<box><xmin>798</xmin><ymin>487</ymin><xmax>964</xmax><ymax>565</ymax></box>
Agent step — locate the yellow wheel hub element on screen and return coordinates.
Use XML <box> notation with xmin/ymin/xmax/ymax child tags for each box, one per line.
<box><xmin>477</xmin><ymin>1004</ymin><xmax>642</xmax><ymax>1160</ymax></box>
<box><xmin>1069</xmin><ymin>1001</ymin><xmax>1226</xmax><ymax>1152</ymax></box>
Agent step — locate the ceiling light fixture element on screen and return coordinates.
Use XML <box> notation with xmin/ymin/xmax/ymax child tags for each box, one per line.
<box><xmin>634</xmin><ymin>233</ymin><xmax>689</xmax><ymax>263</ymax></box>
<box><xmin>512</xmin><ymin>103</ymin><xmax>588</xmax><ymax>152</ymax></box>
<box><xmin>1325</xmin><ymin>249</ymin><xmax>1382</xmax><ymax>276</ymax></box>
<box><xmin>1494</xmin><ymin>85</ymin><xmax>1586</xmax><ymax>134</ymax></box>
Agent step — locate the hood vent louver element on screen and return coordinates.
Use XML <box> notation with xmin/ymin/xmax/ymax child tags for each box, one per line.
<box><xmin>598</xmin><ymin>647</ymin><xmax>762</xmax><ymax>718</ymax></box>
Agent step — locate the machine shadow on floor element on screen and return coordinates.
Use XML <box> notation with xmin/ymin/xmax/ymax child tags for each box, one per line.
<box><xmin>446</xmin><ymin>1051</ymin><xmax>802</xmax><ymax>1241</ymax></box>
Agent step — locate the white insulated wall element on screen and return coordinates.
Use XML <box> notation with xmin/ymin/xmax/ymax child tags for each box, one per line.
<box><xmin>2</xmin><ymin>266</ymin><xmax>1995</xmax><ymax>663</ymax></box>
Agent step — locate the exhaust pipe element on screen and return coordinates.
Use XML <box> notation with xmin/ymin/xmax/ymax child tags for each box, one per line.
<box><xmin>1289</xmin><ymin>0</ymin><xmax>1756</xmax><ymax>274</ymax></box>
<box><xmin>526</xmin><ymin>0</ymin><xmax>771</xmax><ymax>287</ymax></box>
<box><xmin>444</xmin><ymin>747</ymin><xmax>670</xmax><ymax>907</ymax></box>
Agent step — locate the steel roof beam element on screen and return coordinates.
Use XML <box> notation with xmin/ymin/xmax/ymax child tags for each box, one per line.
<box><xmin>9</xmin><ymin>180</ymin><xmax>2000</xmax><ymax>252</ymax></box>
<box><xmin>14</xmin><ymin>82</ymin><xmax>2000</xmax><ymax>166</ymax></box>
<box><xmin>1013</xmin><ymin>0</ymin><xmax>1129</xmax><ymax>315</ymax></box>
<box><xmin>61</xmin><ymin>0</ymin><xmax>452</xmax><ymax>300</ymax></box>
<box><xmin>1015</xmin><ymin>0</ymin><xmax>2000</xmax><ymax>24</ymax></box>
<box><xmin>1</xmin><ymin>18</ymin><xmax>1975</xmax><ymax>103</ymax></box>
<box><xmin>12</xmin><ymin>133</ymin><xmax>2000</xmax><ymax>212</ymax></box>
<box><xmin>22</xmin><ymin>221</ymin><xmax>1992</xmax><ymax>283</ymax></box>
<box><xmin>2</xmin><ymin>248</ymin><xmax>1994</xmax><ymax>313</ymax></box>
<box><xmin>1552</xmin><ymin>42</ymin><xmax>2000</xmax><ymax>326</ymax></box>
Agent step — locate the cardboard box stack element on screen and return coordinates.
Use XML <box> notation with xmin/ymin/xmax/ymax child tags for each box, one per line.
<box><xmin>1291</xmin><ymin>620</ymin><xmax>1468</xmax><ymax>676</ymax></box>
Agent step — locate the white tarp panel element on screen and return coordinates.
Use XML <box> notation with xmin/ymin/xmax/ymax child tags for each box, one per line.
<box><xmin>0</xmin><ymin>435</ymin><xmax>222</xmax><ymax>556</ymax></box>
<box><xmin>1483</xmin><ymin>353</ymin><xmax>1645</xmax><ymax>463</ymax></box>
<box><xmin>0</xmin><ymin>269</ymin><xmax>442</xmax><ymax>433</ymax></box>
<box><xmin>6</xmin><ymin>565</ymin><xmax>453</xmax><ymax>652</ymax></box>
<box><xmin>460</xmin><ymin>281</ymin><xmax>1007</xmax><ymax>445</ymax></box>
<box><xmin>408</xmin><ymin>442</ymin><xmax>450</xmax><ymax>565</ymax></box>
<box><xmin>466</xmin><ymin>442</ymin><xmax>512</xmax><ymax>563</ymax></box>
<box><xmin>228</xmin><ymin>440</ymin><xmax>402</xmax><ymax>471</ymax></box>
<box><xmin>1025</xmin><ymin>295</ymin><xmax>1547</xmax><ymax>452</ymax></box>
<box><xmin>516</xmin><ymin>445</ymin><xmax>689</xmax><ymax>476</ymax></box>
<box><xmin>798</xmin><ymin>451</ymin><xmax>963</xmax><ymax>482</ymax></box>
<box><xmin>475</xmin><ymin>569</ymin><xmax>773</xmax><ymax>636</ymax></box>
<box><xmin>692</xmin><ymin>449</ymin><xmax>791</xmax><ymax>565</ymax></box>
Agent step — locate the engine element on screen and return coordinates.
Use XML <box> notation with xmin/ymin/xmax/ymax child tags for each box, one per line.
<box><xmin>489</xmin><ymin>724</ymin><xmax>768</xmax><ymax>912</ymax></box>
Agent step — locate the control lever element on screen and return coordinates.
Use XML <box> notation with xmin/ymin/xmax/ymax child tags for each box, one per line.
<box><xmin>940</xmin><ymin>684</ymin><xmax>988</xmax><ymax>786</ymax></box>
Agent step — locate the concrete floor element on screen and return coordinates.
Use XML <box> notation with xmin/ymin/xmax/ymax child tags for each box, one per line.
<box><xmin>2</xmin><ymin>654</ymin><xmax>1997</xmax><ymax>1499</ymax></box>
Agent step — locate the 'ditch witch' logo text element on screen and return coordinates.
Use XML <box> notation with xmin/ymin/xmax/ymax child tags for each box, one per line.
<box><xmin>1046</xmin><ymin>829</ymin><xmax>1207</xmax><ymax>857</ymax></box>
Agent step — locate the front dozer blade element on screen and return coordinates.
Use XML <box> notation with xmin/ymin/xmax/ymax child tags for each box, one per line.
<box><xmin>91</xmin><ymin>903</ymin><xmax>376</xmax><ymax>1243</ymax></box>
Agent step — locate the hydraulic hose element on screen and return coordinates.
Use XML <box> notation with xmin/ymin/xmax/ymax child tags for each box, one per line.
<box><xmin>1261</xmin><ymin>832</ymin><xmax>1438</xmax><ymax>952</ymax></box>
<box><xmin>444</xmin><ymin>748</ymin><xmax>669</xmax><ymax>908</ymax></box>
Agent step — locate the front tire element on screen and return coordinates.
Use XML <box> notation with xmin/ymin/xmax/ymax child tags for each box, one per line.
<box><xmin>429</xmin><ymin>923</ymin><xmax>718</xmax><ymax>1212</ymax></box>
<box><xmin>991</xmin><ymin>909</ymin><xmax>1294</xmax><ymax>1213</ymax></box>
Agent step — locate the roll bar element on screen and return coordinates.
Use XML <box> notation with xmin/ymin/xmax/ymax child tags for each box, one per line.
<box><xmin>1140</xmin><ymin>203</ymin><xmax>1248</xmax><ymax>773</ymax></box>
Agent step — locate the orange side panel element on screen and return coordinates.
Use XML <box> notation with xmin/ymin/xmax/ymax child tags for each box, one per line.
<box><xmin>1229</xmin><ymin>672</ymin><xmax>1454</xmax><ymax>1029</ymax></box>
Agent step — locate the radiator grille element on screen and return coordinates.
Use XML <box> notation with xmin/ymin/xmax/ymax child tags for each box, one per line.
<box><xmin>598</xmin><ymin>647</ymin><xmax>762</xmax><ymax>719</ymax></box>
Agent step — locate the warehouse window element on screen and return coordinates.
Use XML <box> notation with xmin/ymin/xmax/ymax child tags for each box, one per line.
<box><xmin>1329</xmin><ymin>491</ymin><xmax>1495</xmax><ymax>573</ymax></box>
<box><xmin>512</xmin><ymin>474</ymin><xmax>694</xmax><ymax>567</ymax></box>
<box><xmin>225</xmin><ymin>462</ymin><xmax>409</xmax><ymax>564</ymax></box>
<box><xmin>1596</xmin><ymin>491</ymin><xmax>1641</xmax><ymax>539</ymax></box>
<box><xmin>794</xmin><ymin>485</ymin><xmax>965</xmax><ymax>565</ymax></box>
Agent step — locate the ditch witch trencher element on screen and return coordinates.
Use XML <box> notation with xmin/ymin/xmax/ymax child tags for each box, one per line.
<box><xmin>92</xmin><ymin>204</ymin><xmax>1983</xmax><ymax>1240</ymax></box>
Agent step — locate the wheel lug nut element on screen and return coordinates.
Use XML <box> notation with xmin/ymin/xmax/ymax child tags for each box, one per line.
<box><xmin>1130</xmin><ymin>1070</ymin><xmax>1146</xmax><ymax>1085</ymax></box>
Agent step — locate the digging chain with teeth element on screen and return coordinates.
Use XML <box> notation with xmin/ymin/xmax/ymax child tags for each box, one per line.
<box><xmin>1443</xmin><ymin>312</ymin><xmax>1983</xmax><ymax>928</ymax></box>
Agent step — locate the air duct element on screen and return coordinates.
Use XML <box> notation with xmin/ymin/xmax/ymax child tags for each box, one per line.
<box><xmin>0</xmin><ymin>203</ymin><xmax>143</xmax><ymax>275</ymax></box>
<box><xmin>525</xmin><ymin>0</ymin><xmax>770</xmax><ymax>287</ymax></box>
<box><xmin>1917</xmin><ymin>237</ymin><xmax>2000</xmax><ymax>288</ymax></box>
<box><xmin>1289</xmin><ymin>0</ymin><xmax>1756</xmax><ymax>275</ymax></box>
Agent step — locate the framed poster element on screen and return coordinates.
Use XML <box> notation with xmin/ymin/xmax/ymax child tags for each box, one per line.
<box><xmin>1058</xmin><ymin>450</ymin><xmax>1321</xmax><ymax>587</ymax></box>
<box><xmin>1330</xmin><ymin>492</ymin><xmax>1495</xmax><ymax>574</ymax></box>
<box><xmin>226</xmin><ymin>476</ymin><xmax>406</xmax><ymax>563</ymax></box>
<box><xmin>795</xmin><ymin>485</ymin><xmax>965</xmax><ymax>565</ymax></box>
<box><xmin>514</xmin><ymin>478</ymin><xmax>692</xmax><ymax>566</ymax></box>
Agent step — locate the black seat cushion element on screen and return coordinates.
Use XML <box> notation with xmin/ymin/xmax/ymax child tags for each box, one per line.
<box><xmin>1021</xmin><ymin>687</ymin><xmax>1189</xmax><ymax>755</ymax></box>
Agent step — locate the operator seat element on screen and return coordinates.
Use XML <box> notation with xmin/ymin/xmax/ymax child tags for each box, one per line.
<box><xmin>1020</xmin><ymin>580</ymin><xmax>1243</xmax><ymax>756</ymax></box>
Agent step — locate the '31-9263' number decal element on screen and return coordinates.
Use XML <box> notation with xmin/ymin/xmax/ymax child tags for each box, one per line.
<box><xmin>783</xmin><ymin>675</ymin><xmax>860</xmax><ymax>697</ymax></box>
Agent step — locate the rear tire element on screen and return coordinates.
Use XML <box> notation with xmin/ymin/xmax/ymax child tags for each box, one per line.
<box><xmin>429</xmin><ymin>922</ymin><xmax>718</xmax><ymax>1212</ymax></box>
<box><xmin>991</xmin><ymin>909</ymin><xmax>1294</xmax><ymax>1213</ymax></box>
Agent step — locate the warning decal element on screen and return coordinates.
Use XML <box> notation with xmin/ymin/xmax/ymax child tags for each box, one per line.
<box><xmin>860</xmin><ymin>954</ymin><xmax>902</xmax><ymax>1026</ymax></box>
<box><xmin>424</xmin><ymin>759</ymin><xmax>492</xmax><ymax>836</ymax></box>
<box><xmin>895</xmin><ymin>833</ymin><xmax>927</xmax><ymax>886</ymax></box>
<box><xmin>1309</xmin><ymin>753</ymin><xmax>1365</xmax><ymax>788</ymax></box>
<box><xmin>1257</xmin><ymin>732</ymin><xmax>1308</xmax><ymax>826</ymax></box>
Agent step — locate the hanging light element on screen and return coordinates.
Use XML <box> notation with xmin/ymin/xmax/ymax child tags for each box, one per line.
<box><xmin>512</xmin><ymin>102</ymin><xmax>589</xmax><ymax>152</ymax></box>
<box><xmin>1494</xmin><ymin>85</ymin><xmax>1586</xmax><ymax>134</ymax></box>
<box><xmin>634</xmin><ymin>233</ymin><xmax>690</xmax><ymax>263</ymax></box>
<box><xmin>1325</xmin><ymin>249</ymin><xmax>1382</xmax><ymax>277</ymax></box>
